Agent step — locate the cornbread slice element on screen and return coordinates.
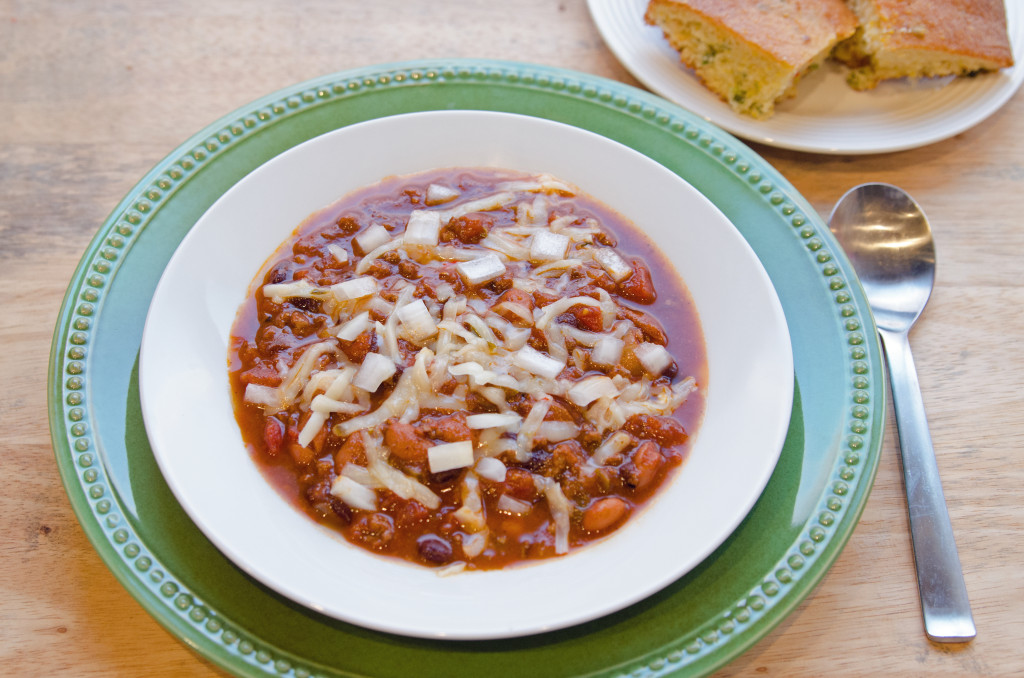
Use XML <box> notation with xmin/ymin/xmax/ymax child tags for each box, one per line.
<box><xmin>834</xmin><ymin>0</ymin><xmax>1015</xmax><ymax>90</ymax></box>
<box><xmin>644</xmin><ymin>0</ymin><xmax>858</xmax><ymax>118</ymax></box>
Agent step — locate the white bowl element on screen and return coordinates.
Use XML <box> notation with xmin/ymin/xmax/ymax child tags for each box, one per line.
<box><xmin>140</xmin><ymin>110</ymin><xmax>792</xmax><ymax>640</ymax></box>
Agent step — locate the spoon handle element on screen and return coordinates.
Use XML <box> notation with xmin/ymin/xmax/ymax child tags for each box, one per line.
<box><xmin>879</xmin><ymin>328</ymin><xmax>976</xmax><ymax>643</ymax></box>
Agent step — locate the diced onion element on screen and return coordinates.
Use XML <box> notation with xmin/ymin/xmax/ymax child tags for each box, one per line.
<box><xmin>396</xmin><ymin>299</ymin><xmax>438</xmax><ymax>342</ymax></box>
<box><xmin>482</xmin><ymin>233</ymin><xmax>530</xmax><ymax>261</ymax></box>
<box><xmin>438</xmin><ymin>191</ymin><xmax>515</xmax><ymax>223</ymax></box>
<box><xmin>502</xmin><ymin>326</ymin><xmax>532</xmax><ymax>351</ymax></box>
<box><xmin>589</xmin><ymin>430</ymin><xmax>634</xmax><ymax>467</ymax></box>
<box><xmin>355</xmin><ymin>238</ymin><xmax>405</xmax><ymax>274</ymax></box>
<box><xmin>336</xmin><ymin>311</ymin><xmax>371</xmax><ymax>341</ymax></box>
<box><xmin>363</xmin><ymin>431</ymin><xmax>441</xmax><ymax>509</ymax></box>
<box><xmin>516</xmin><ymin>397</ymin><xmax>551</xmax><ymax>461</ymax></box>
<box><xmin>331</xmin><ymin>276</ymin><xmax>378</xmax><ymax>301</ymax></box>
<box><xmin>535</xmin><ymin>420</ymin><xmax>580</xmax><ymax>443</ymax></box>
<box><xmin>243</xmin><ymin>383</ymin><xmax>282</xmax><ymax>409</ymax></box>
<box><xmin>593</xmin><ymin>248</ymin><xmax>633</xmax><ymax>282</ymax></box>
<box><xmin>404</xmin><ymin>210</ymin><xmax>442</xmax><ymax>246</ymax></box>
<box><xmin>452</xmin><ymin>474</ymin><xmax>486</xmax><ymax>531</ymax></box>
<box><xmin>462</xmin><ymin>531</ymin><xmax>488</xmax><ymax>557</ymax></box>
<box><xmin>514</xmin><ymin>345</ymin><xmax>565</xmax><ymax>380</ymax></box>
<box><xmin>568</xmin><ymin>375</ymin><xmax>619</xmax><ymax>407</ymax></box>
<box><xmin>335</xmin><ymin>369</ymin><xmax>417</xmax><ymax>436</ymax></box>
<box><xmin>634</xmin><ymin>342</ymin><xmax>673</xmax><ymax>376</ymax></box>
<box><xmin>340</xmin><ymin>463</ymin><xmax>380</xmax><ymax>487</ymax></box>
<box><xmin>493</xmin><ymin>301</ymin><xmax>534</xmax><ymax>325</ymax></box>
<box><xmin>354</xmin><ymin>223</ymin><xmax>391</xmax><ymax>254</ymax></box>
<box><xmin>309</xmin><ymin>395</ymin><xmax>364</xmax><ymax>415</ymax></box>
<box><xmin>535</xmin><ymin>295</ymin><xmax>601</xmax><ymax>330</ymax></box>
<box><xmin>529</xmin><ymin>230</ymin><xmax>570</xmax><ymax>263</ymax></box>
<box><xmin>466</xmin><ymin>413</ymin><xmax>522</xmax><ymax>430</ymax></box>
<box><xmin>433</xmin><ymin>281</ymin><xmax>455</xmax><ymax>301</ymax></box>
<box><xmin>496</xmin><ymin>494</ymin><xmax>532</xmax><ymax>515</ymax></box>
<box><xmin>591</xmin><ymin>336</ymin><xmax>625</xmax><ymax>366</ymax></box>
<box><xmin>426</xmin><ymin>183</ymin><xmax>460</xmax><ymax>205</ymax></box>
<box><xmin>327</xmin><ymin>244</ymin><xmax>348</xmax><ymax>264</ymax></box>
<box><xmin>262</xmin><ymin>279</ymin><xmax>326</xmax><ymax>304</ymax></box>
<box><xmin>456</xmin><ymin>253</ymin><xmax>506</xmax><ymax>286</ymax></box>
<box><xmin>330</xmin><ymin>475</ymin><xmax>378</xmax><ymax>511</ymax></box>
<box><xmin>428</xmin><ymin>440</ymin><xmax>475</xmax><ymax>474</ymax></box>
<box><xmin>475</xmin><ymin>456</ymin><xmax>507</xmax><ymax>482</ymax></box>
<box><xmin>537</xmin><ymin>478</ymin><xmax>571</xmax><ymax>554</ymax></box>
<box><xmin>559</xmin><ymin>325</ymin><xmax>603</xmax><ymax>348</ymax></box>
<box><xmin>352</xmin><ymin>352</ymin><xmax>396</xmax><ymax>392</ymax></box>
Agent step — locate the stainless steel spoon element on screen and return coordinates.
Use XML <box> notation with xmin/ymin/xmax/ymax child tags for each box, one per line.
<box><xmin>829</xmin><ymin>183</ymin><xmax>976</xmax><ymax>643</ymax></box>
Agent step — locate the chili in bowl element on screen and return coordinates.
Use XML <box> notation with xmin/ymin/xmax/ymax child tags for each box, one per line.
<box><xmin>140</xmin><ymin>110</ymin><xmax>792</xmax><ymax>639</ymax></box>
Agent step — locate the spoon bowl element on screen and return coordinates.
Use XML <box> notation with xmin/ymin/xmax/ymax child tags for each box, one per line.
<box><xmin>829</xmin><ymin>183</ymin><xmax>975</xmax><ymax>644</ymax></box>
<box><xmin>829</xmin><ymin>184</ymin><xmax>935</xmax><ymax>332</ymax></box>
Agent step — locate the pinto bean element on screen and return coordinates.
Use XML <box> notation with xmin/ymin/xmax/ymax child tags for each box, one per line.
<box><xmin>582</xmin><ymin>497</ymin><xmax>630</xmax><ymax>532</ymax></box>
<box><xmin>384</xmin><ymin>420</ymin><xmax>430</xmax><ymax>462</ymax></box>
<box><xmin>352</xmin><ymin>513</ymin><xmax>395</xmax><ymax>551</ymax></box>
<box><xmin>288</xmin><ymin>441</ymin><xmax>315</xmax><ymax>466</ymax></box>
<box><xmin>334</xmin><ymin>432</ymin><xmax>367</xmax><ymax>470</ymax></box>
<box><xmin>619</xmin><ymin>441</ymin><xmax>663</xmax><ymax>492</ymax></box>
<box><xmin>502</xmin><ymin>467</ymin><xmax>539</xmax><ymax>501</ymax></box>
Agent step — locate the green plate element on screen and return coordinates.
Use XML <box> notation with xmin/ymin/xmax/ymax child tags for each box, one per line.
<box><xmin>48</xmin><ymin>59</ymin><xmax>884</xmax><ymax>678</ymax></box>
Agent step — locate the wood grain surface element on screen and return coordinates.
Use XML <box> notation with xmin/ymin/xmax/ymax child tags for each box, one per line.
<box><xmin>2</xmin><ymin>1</ymin><xmax>1022</xmax><ymax>676</ymax></box>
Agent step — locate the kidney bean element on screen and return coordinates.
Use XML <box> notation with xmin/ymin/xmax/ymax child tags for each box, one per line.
<box><xmin>416</xmin><ymin>534</ymin><xmax>454</xmax><ymax>564</ymax></box>
<box><xmin>263</xmin><ymin>417</ymin><xmax>284</xmax><ymax>456</ymax></box>
<box><xmin>582</xmin><ymin>497</ymin><xmax>630</xmax><ymax>532</ymax></box>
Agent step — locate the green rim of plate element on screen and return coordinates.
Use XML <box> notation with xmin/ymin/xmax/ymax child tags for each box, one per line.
<box><xmin>48</xmin><ymin>59</ymin><xmax>884</xmax><ymax>678</ymax></box>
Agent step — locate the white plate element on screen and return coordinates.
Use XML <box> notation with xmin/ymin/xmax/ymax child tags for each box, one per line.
<box><xmin>139</xmin><ymin>110</ymin><xmax>793</xmax><ymax>640</ymax></box>
<box><xmin>588</xmin><ymin>0</ymin><xmax>1024</xmax><ymax>154</ymax></box>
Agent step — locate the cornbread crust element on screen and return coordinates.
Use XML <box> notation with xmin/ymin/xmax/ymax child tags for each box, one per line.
<box><xmin>644</xmin><ymin>0</ymin><xmax>858</xmax><ymax>118</ymax></box>
<box><xmin>835</xmin><ymin>0</ymin><xmax>1015</xmax><ymax>90</ymax></box>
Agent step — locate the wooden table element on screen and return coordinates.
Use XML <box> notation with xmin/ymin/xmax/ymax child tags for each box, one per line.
<box><xmin>3</xmin><ymin>1</ymin><xmax>1022</xmax><ymax>675</ymax></box>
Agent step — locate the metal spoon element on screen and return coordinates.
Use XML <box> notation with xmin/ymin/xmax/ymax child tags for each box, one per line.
<box><xmin>829</xmin><ymin>183</ymin><xmax>976</xmax><ymax>643</ymax></box>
